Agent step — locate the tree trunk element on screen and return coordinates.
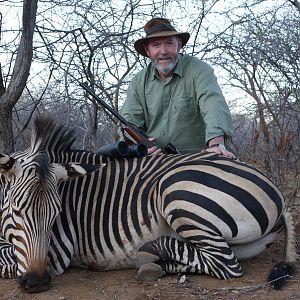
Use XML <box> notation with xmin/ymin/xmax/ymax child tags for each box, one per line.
<box><xmin>0</xmin><ymin>0</ymin><xmax>38</xmax><ymax>153</ymax></box>
<box><xmin>0</xmin><ymin>109</ymin><xmax>13</xmax><ymax>153</ymax></box>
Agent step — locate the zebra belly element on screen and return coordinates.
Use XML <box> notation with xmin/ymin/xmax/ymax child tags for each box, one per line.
<box><xmin>231</xmin><ymin>229</ymin><xmax>280</xmax><ymax>261</ymax></box>
<box><xmin>71</xmin><ymin>248</ymin><xmax>138</xmax><ymax>270</ymax></box>
<box><xmin>70</xmin><ymin>218</ymin><xmax>179</xmax><ymax>271</ymax></box>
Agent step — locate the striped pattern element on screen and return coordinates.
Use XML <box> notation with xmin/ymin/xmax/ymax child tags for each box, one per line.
<box><xmin>0</xmin><ymin>237</ymin><xmax>16</xmax><ymax>278</ymax></box>
<box><xmin>0</xmin><ymin>117</ymin><xmax>297</xmax><ymax>292</ymax></box>
<box><xmin>0</xmin><ymin>151</ymin><xmax>62</xmax><ymax>278</ymax></box>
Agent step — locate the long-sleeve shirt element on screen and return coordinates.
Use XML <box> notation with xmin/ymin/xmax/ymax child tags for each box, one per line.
<box><xmin>120</xmin><ymin>54</ymin><xmax>233</xmax><ymax>154</ymax></box>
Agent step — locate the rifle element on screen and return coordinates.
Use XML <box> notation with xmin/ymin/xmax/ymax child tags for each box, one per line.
<box><xmin>80</xmin><ymin>82</ymin><xmax>180</xmax><ymax>154</ymax></box>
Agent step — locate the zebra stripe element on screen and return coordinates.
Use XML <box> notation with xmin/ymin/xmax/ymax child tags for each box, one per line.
<box><xmin>0</xmin><ymin>117</ymin><xmax>297</xmax><ymax>293</ymax></box>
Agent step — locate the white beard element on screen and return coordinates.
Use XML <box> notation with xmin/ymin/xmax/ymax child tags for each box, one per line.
<box><xmin>153</xmin><ymin>54</ymin><xmax>179</xmax><ymax>77</ymax></box>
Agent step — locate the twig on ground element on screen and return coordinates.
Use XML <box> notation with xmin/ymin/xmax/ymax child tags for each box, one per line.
<box><xmin>213</xmin><ymin>274</ymin><xmax>294</xmax><ymax>297</ymax></box>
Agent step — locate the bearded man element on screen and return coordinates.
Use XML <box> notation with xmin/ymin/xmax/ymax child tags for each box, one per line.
<box><xmin>120</xmin><ymin>18</ymin><xmax>234</xmax><ymax>157</ymax></box>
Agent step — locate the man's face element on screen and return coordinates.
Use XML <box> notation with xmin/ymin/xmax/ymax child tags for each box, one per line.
<box><xmin>144</xmin><ymin>36</ymin><xmax>182</xmax><ymax>78</ymax></box>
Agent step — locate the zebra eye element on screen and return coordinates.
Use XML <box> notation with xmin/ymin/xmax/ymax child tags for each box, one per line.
<box><xmin>12</xmin><ymin>207</ymin><xmax>22</xmax><ymax>218</ymax></box>
<box><xmin>10</xmin><ymin>202</ymin><xmax>22</xmax><ymax>217</ymax></box>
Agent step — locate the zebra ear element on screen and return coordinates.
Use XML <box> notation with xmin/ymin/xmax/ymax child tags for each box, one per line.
<box><xmin>0</xmin><ymin>154</ymin><xmax>16</xmax><ymax>175</ymax></box>
<box><xmin>53</xmin><ymin>162</ymin><xmax>105</xmax><ymax>181</ymax></box>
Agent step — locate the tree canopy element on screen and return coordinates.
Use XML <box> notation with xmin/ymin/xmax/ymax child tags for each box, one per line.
<box><xmin>0</xmin><ymin>0</ymin><xmax>299</xmax><ymax>188</ymax></box>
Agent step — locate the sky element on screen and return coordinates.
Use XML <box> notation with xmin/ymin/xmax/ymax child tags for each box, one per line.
<box><xmin>1</xmin><ymin>0</ymin><xmax>285</xmax><ymax>114</ymax></box>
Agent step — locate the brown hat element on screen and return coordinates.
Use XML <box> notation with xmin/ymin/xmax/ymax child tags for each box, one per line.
<box><xmin>134</xmin><ymin>18</ymin><xmax>190</xmax><ymax>57</ymax></box>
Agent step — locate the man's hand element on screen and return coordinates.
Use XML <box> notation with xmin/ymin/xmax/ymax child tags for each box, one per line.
<box><xmin>202</xmin><ymin>145</ymin><xmax>236</xmax><ymax>159</ymax></box>
<box><xmin>205</xmin><ymin>136</ymin><xmax>236</xmax><ymax>159</ymax></box>
<box><xmin>147</xmin><ymin>137</ymin><xmax>163</xmax><ymax>155</ymax></box>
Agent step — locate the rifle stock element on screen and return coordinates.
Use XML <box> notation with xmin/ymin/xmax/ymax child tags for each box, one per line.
<box><xmin>80</xmin><ymin>82</ymin><xmax>179</xmax><ymax>154</ymax></box>
<box><xmin>122</xmin><ymin>124</ymin><xmax>155</xmax><ymax>149</ymax></box>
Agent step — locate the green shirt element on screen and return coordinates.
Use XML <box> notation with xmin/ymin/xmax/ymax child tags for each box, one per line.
<box><xmin>120</xmin><ymin>54</ymin><xmax>233</xmax><ymax>154</ymax></box>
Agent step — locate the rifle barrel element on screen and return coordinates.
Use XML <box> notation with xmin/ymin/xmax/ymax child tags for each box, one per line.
<box><xmin>80</xmin><ymin>82</ymin><xmax>129</xmax><ymax>126</ymax></box>
<box><xmin>80</xmin><ymin>82</ymin><xmax>180</xmax><ymax>155</ymax></box>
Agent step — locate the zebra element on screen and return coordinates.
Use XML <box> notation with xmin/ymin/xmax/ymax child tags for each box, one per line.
<box><xmin>0</xmin><ymin>117</ymin><xmax>297</xmax><ymax>293</ymax></box>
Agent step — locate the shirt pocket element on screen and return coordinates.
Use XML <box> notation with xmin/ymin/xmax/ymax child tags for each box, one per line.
<box><xmin>172</xmin><ymin>97</ymin><xmax>195</xmax><ymax>120</ymax></box>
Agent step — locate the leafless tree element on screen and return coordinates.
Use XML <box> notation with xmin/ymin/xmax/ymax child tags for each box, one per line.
<box><xmin>0</xmin><ymin>0</ymin><xmax>38</xmax><ymax>152</ymax></box>
<box><xmin>209</xmin><ymin>2</ymin><xmax>300</xmax><ymax>180</ymax></box>
<box><xmin>1</xmin><ymin>1</ymin><xmax>299</xmax><ymax>192</ymax></box>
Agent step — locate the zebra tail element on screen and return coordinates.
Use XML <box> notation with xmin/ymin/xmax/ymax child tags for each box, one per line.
<box><xmin>268</xmin><ymin>208</ymin><xmax>298</xmax><ymax>290</ymax></box>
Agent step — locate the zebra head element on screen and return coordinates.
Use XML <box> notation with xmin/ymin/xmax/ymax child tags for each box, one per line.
<box><xmin>0</xmin><ymin>117</ymin><xmax>101</xmax><ymax>293</ymax></box>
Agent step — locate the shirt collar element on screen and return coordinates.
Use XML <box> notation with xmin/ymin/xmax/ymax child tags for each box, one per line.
<box><xmin>173</xmin><ymin>54</ymin><xmax>184</xmax><ymax>77</ymax></box>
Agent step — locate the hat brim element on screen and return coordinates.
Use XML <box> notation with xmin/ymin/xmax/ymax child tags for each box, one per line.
<box><xmin>134</xmin><ymin>31</ymin><xmax>190</xmax><ymax>57</ymax></box>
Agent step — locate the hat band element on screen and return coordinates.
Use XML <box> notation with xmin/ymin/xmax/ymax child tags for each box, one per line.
<box><xmin>145</xmin><ymin>23</ymin><xmax>176</xmax><ymax>37</ymax></box>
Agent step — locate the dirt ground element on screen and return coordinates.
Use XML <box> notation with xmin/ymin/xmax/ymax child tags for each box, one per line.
<box><xmin>0</xmin><ymin>223</ymin><xmax>299</xmax><ymax>300</ymax></box>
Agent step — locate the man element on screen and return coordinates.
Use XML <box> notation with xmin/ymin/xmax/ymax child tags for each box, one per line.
<box><xmin>120</xmin><ymin>17</ymin><xmax>235</xmax><ymax>158</ymax></box>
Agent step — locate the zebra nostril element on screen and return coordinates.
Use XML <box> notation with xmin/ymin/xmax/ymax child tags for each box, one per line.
<box><xmin>17</xmin><ymin>275</ymin><xmax>30</xmax><ymax>291</ymax></box>
<box><xmin>17</xmin><ymin>271</ymin><xmax>51</xmax><ymax>293</ymax></box>
<box><xmin>17</xmin><ymin>275</ymin><xmax>25</xmax><ymax>287</ymax></box>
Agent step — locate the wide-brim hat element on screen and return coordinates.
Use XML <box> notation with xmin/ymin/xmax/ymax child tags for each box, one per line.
<box><xmin>134</xmin><ymin>18</ymin><xmax>190</xmax><ymax>57</ymax></box>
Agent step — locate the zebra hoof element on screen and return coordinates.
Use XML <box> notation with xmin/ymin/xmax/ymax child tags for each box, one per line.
<box><xmin>136</xmin><ymin>251</ymin><xmax>160</xmax><ymax>268</ymax></box>
<box><xmin>138</xmin><ymin>263</ymin><xmax>165</xmax><ymax>281</ymax></box>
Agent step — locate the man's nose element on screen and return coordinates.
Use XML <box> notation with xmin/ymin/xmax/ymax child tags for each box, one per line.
<box><xmin>160</xmin><ymin>44</ymin><xmax>168</xmax><ymax>53</ymax></box>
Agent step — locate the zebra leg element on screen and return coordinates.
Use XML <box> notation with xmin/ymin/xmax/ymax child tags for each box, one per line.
<box><xmin>136</xmin><ymin>235</ymin><xmax>242</xmax><ymax>281</ymax></box>
<box><xmin>0</xmin><ymin>237</ymin><xmax>17</xmax><ymax>278</ymax></box>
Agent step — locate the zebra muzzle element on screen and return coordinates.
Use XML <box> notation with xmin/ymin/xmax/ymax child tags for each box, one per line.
<box><xmin>17</xmin><ymin>271</ymin><xmax>51</xmax><ymax>293</ymax></box>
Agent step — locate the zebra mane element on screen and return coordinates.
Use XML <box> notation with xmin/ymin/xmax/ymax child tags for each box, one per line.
<box><xmin>29</xmin><ymin>116</ymin><xmax>105</xmax><ymax>165</ymax></box>
<box><xmin>31</xmin><ymin>116</ymin><xmax>76</xmax><ymax>157</ymax></box>
<box><xmin>32</xmin><ymin>151</ymin><xmax>52</xmax><ymax>181</ymax></box>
